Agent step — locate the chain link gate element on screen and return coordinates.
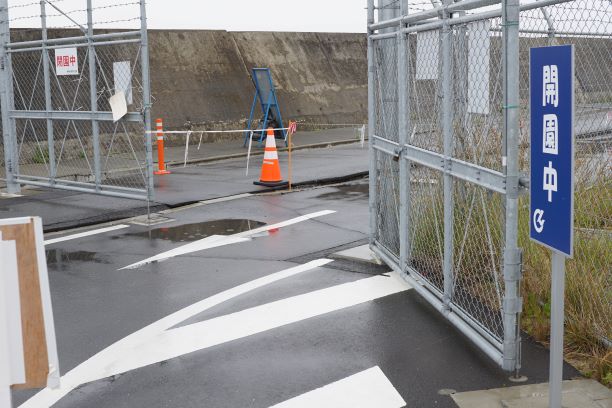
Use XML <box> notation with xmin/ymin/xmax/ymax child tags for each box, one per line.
<box><xmin>368</xmin><ymin>0</ymin><xmax>611</xmax><ymax>375</ymax></box>
<box><xmin>0</xmin><ymin>0</ymin><xmax>153</xmax><ymax>200</ymax></box>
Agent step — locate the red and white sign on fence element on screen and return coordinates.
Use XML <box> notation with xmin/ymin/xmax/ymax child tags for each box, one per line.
<box><xmin>55</xmin><ymin>47</ymin><xmax>78</xmax><ymax>76</ymax></box>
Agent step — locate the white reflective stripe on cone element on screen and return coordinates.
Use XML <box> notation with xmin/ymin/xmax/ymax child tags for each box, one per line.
<box><xmin>265</xmin><ymin>135</ymin><xmax>277</xmax><ymax>148</ymax></box>
<box><xmin>264</xmin><ymin>151</ymin><xmax>278</xmax><ymax>160</ymax></box>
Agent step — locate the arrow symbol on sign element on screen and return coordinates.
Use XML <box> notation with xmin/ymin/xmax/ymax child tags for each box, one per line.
<box><xmin>533</xmin><ymin>209</ymin><xmax>545</xmax><ymax>233</ymax></box>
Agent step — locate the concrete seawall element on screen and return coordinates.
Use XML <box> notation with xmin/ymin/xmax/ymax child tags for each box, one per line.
<box><xmin>149</xmin><ymin>30</ymin><xmax>367</xmax><ymax>132</ymax></box>
<box><xmin>7</xmin><ymin>28</ymin><xmax>367</xmax><ymax>135</ymax></box>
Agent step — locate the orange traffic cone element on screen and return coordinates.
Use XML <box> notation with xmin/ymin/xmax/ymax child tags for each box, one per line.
<box><xmin>254</xmin><ymin>128</ymin><xmax>289</xmax><ymax>188</ymax></box>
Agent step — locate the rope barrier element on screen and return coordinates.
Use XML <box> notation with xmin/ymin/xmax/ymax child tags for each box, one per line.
<box><xmin>145</xmin><ymin>127</ymin><xmax>290</xmax><ymax>135</ymax></box>
<box><xmin>146</xmin><ymin>123</ymin><xmax>367</xmax><ymax>168</ymax></box>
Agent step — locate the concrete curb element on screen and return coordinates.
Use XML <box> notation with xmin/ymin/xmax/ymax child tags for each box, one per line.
<box><xmin>40</xmin><ymin>171</ymin><xmax>370</xmax><ymax>233</ymax></box>
<box><xmin>166</xmin><ymin>138</ymin><xmax>366</xmax><ymax>168</ymax></box>
<box><xmin>43</xmin><ymin>203</ymin><xmax>169</xmax><ymax>233</ymax></box>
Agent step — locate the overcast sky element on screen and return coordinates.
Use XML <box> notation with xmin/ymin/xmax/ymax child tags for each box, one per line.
<box><xmin>9</xmin><ymin>0</ymin><xmax>368</xmax><ymax>33</ymax></box>
<box><xmin>146</xmin><ymin>0</ymin><xmax>368</xmax><ymax>32</ymax></box>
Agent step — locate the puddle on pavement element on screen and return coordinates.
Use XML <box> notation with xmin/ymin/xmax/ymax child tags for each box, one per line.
<box><xmin>315</xmin><ymin>182</ymin><xmax>369</xmax><ymax>201</ymax></box>
<box><xmin>125</xmin><ymin>219</ymin><xmax>267</xmax><ymax>242</ymax></box>
<box><xmin>46</xmin><ymin>249</ymin><xmax>110</xmax><ymax>269</ymax></box>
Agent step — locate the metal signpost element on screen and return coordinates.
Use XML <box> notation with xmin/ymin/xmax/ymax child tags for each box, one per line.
<box><xmin>529</xmin><ymin>44</ymin><xmax>574</xmax><ymax>408</ymax></box>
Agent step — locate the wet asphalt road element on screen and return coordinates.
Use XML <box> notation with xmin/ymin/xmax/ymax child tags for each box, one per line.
<box><xmin>11</xmin><ymin>180</ymin><xmax>577</xmax><ymax>408</ymax></box>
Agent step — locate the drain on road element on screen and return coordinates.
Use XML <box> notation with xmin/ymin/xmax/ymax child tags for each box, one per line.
<box><xmin>130</xmin><ymin>213</ymin><xmax>175</xmax><ymax>226</ymax></box>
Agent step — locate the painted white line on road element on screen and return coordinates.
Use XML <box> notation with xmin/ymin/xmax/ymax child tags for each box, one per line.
<box><xmin>120</xmin><ymin>210</ymin><xmax>336</xmax><ymax>270</ymax></box>
<box><xmin>120</xmin><ymin>234</ymin><xmax>250</xmax><ymax>270</ymax></box>
<box><xmin>234</xmin><ymin>210</ymin><xmax>335</xmax><ymax>238</ymax></box>
<box><xmin>44</xmin><ymin>224</ymin><xmax>130</xmax><ymax>246</ymax></box>
<box><xmin>20</xmin><ymin>259</ymin><xmax>333</xmax><ymax>408</ymax></box>
<box><xmin>98</xmin><ymin>271</ymin><xmax>412</xmax><ymax>377</ymax></box>
<box><xmin>269</xmin><ymin>366</ymin><xmax>406</xmax><ymax>408</ymax></box>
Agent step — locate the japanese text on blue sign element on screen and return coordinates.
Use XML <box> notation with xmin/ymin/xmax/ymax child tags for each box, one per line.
<box><xmin>529</xmin><ymin>45</ymin><xmax>574</xmax><ymax>257</ymax></box>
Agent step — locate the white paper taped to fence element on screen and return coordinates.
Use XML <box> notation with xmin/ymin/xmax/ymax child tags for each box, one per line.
<box><xmin>416</xmin><ymin>30</ymin><xmax>439</xmax><ymax>80</ymax></box>
<box><xmin>468</xmin><ymin>20</ymin><xmax>491</xmax><ymax>114</ymax></box>
<box><xmin>109</xmin><ymin>91</ymin><xmax>128</xmax><ymax>122</ymax></box>
<box><xmin>54</xmin><ymin>47</ymin><xmax>78</xmax><ymax>76</ymax></box>
<box><xmin>113</xmin><ymin>61</ymin><xmax>133</xmax><ymax>105</ymax></box>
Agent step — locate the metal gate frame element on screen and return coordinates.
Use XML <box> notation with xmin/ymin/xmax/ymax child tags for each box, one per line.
<box><xmin>367</xmin><ymin>0</ymin><xmax>522</xmax><ymax>373</ymax></box>
<box><xmin>369</xmin><ymin>0</ymin><xmax>611</xmax><ymax>379</ymax></box>
<box><xmin>0</xmin><ymin>0</ymin><xmax>154</xmax><ymax>201</ymax></box>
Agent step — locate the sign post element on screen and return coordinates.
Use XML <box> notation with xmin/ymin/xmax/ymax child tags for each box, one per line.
<box><xmin>529</xmin><ymin>44</ymin><xmax>574</xmax><ymax>408</ymax></box>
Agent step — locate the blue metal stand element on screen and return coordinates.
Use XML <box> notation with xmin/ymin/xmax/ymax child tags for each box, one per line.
<box><xmin>243</xmin><ymin>68</ymin><xmax>287</xmax><ymax>147</ymax></box>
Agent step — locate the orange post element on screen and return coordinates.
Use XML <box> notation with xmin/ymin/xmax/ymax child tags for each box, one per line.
<box><xmin>154</xmin><ymin>118</ymin><xmax>170</xmax><ymax>175</ymax></box>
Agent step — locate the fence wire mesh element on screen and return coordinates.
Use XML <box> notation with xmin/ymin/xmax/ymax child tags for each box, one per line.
<box><xmin>515</xmin><ymin>0</ymin><xmax>611</xmax><ymax>380</ymax></box>
<box><xmin>407</xmin><ymin>166</ymin><xmax>445</xmax><ymax>293</ymax></box>
<box><xmin>1</xmin><ymin>0</ymin><xmax>152</xmax><ymax>199</ymax></box>
<box><xmin>370</xmin><ymin>0</ymin><xmax>611</xmax><ymax>380</ymax></box>
<box><xmin>408</xmin><ymin>29</ymin><xmax>443</xmax><ymax>153</ymax></box>
<box><xmin>373</xmin><ymin>37</ymin><xmax>401</xmax><ymax>258</ymax></box>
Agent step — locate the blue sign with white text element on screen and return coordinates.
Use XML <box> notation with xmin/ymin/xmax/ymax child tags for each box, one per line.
<box><xmin>529</xmin><ymin>45</ymin><xmax>574</xmax><ymax>257</ymax></box>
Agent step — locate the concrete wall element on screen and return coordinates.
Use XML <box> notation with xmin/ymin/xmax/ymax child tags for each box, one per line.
<box><xmin>6</xmin><ymin>28</ymin><xmax>367</xmax><ymax>133</ymax></box>
<box><xmin>148</xmin><ymin>30</ymin><xmax>367</xmax><ymax>130</ymax></box>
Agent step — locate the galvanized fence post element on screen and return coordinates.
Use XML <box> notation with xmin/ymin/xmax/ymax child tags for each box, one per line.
<box><xmin>502</xmin><ymin>0</ymin><xmax>522</xmax><ymax>374</ymax></box>
<box><xmin>397</xmin><ymin>0</ymin><xmax>409</xmax><ymax>272</ymax></box>
<box><xmin>367</xmin><ymin>0</ymin><xmax>377</xmax><ymax>247</ymax></box>
<box><xmin>0</xmin><ymin>0</ymin><xmax>19</xmax><ymax>194</ymax></box>
<box><xmin>441</xmin><ymin>0</ymin><xmax>454</xmax><ymax>311</ymax></box>
<box><xmin>40</xmin><ymin>0</ymin><xmax>56</xmax><ymax>182</ymax></box>
<box><xmin>86</xmin><ymin>0</ymin><xmax>101</xmax><ymax>192</ymax></box>
<box><xmin>140</xmin><ymin>0</ymin><xmax>155</xmax><ymax>202</ymax></box>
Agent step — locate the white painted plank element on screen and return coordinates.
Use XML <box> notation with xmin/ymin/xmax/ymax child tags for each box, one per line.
<box><xmin>0</xmin><ymin>239</ymin><xmax>25</xmax><ymax>385</ymax></box>
<box><xmin>270</xmin><ymin>366</ymin><xmax>406</xmax><ymax>408</ymax></box>
<box><xmin>32</xmin><ymin>217</ymin><xmax>61</xmax><ymax>388</ymax></box>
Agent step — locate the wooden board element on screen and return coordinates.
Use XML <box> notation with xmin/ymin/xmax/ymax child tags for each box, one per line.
<box><xmin>0</xmin><ymin>218</ymin><xmax>49</xmax><ymax>389</ymax></box>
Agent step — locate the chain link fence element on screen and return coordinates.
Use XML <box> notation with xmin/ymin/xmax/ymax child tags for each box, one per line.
<box><xmin>515</xmin><ymin>0</ymin><xmax>611</xmax><ymax>382</ymax></box>
<box><xmin>369</xmin><ymin>0</ymin><xmax>611</xmax><ymax>381</ymax></box>
<box><xmin>0</xmin><ymin>0</ymin><xmax>153</xmax><ymax>200</ymax></box>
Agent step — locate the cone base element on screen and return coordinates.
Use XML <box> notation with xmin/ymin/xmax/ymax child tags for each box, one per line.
<box><xmin>154</xmin><ymin>170</ymin><xmax>171</xmax><ymax>175</ymax></box>
<box><xmin>253</xmin><ymin>180</ymin><xmax>289</xmax><ymax>188</ymax></box>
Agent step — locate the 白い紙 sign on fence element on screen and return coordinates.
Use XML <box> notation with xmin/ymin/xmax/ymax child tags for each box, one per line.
<box><xmin>529</xmin><ymin>44</ymin><xmax>574</xmax><ymax>257</ymax></box>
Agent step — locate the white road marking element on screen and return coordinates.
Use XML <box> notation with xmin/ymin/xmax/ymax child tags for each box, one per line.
<box><xmin>119</xmin><ymin>210</ymin><xmax>336</xmax><ymax>270</ymax></box>
<box><xmin>98</xmin><ymin>271</ymin><xmax>412</xmax><ymax>377</ymax></box>
<box><xmin>20</xmin><ymin>259</ymin><xmax>332</xmax><ymax>407</ymax></box>
<box><xmin>20</xmin><ymin>266</ymin><xmax>412</xmax><ymax>408</ymax></box>
<box><xmin>44</xmin><ymin>224</ymin><xmax>130</xmax><ymax>246</ymax></box>
<box><xmin>269</xmin><ymin>366</ymin><xmax>406</xmax><ymax>408</ymax></box>
<box><xmin>119</xmin><ymin>234</ymin><xmax>250</xmax><ymax>270</ymax></box>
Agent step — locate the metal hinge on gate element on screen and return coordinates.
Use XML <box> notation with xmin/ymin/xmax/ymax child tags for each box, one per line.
<box><xmin>393</xmin><ymin>146</ymin><xmax>406</xmax><ymax>162</ymax></box>
<box><xmin>518</xmin><ymin>175</ymin><xmax>530</xmax><ymax>195</ymax></box>
<box><xmin>504</xmin><ymin>248</ymin><xmax>523</xmax><ymax>281</ymax></box>
<box><xmin>503</xmin><ymin>296</ymin><xmax>523</xmax><ymax>314</ymax></box>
